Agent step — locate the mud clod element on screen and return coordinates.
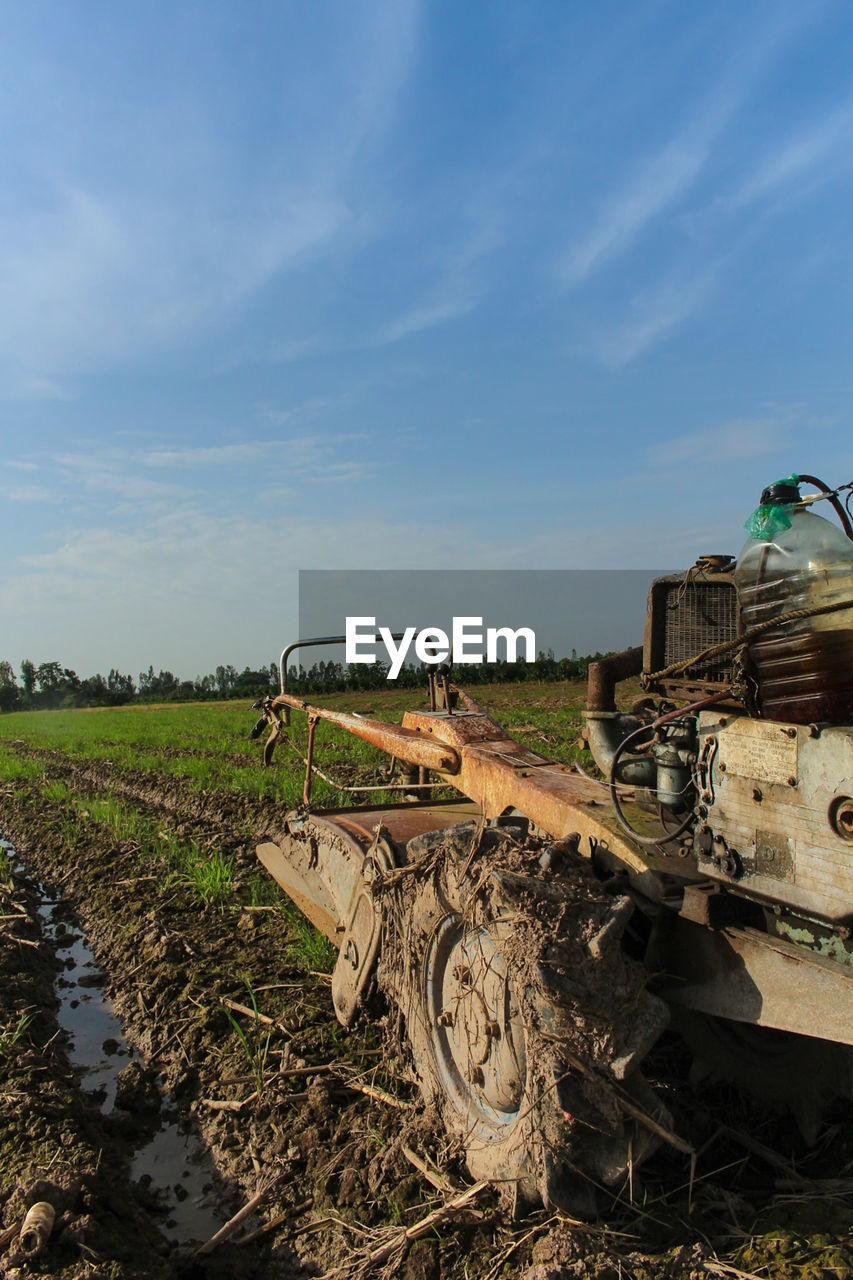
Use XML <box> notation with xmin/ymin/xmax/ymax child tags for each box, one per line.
<box><xmin>114</xmin><ymin>1061</ymin><xmax>162</xmax><ymax>1115</ymax></box>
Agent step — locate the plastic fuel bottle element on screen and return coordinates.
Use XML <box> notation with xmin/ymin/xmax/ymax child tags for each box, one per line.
<box><xmin>734</xmin><ymin>476</ymin><xmax>853</xmax><ymax>724</ymax></box>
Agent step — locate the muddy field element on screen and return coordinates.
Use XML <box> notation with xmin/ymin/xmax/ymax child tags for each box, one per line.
<box><xmin>1</xmin><ymin>692</ymin><xmax>852</xmax><ymax>1279</ymax></box>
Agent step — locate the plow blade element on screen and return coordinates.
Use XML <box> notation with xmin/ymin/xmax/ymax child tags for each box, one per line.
<box><xmin>257</xmin><ymin>798</ymin><xmax>481</xmax><ymax>948</ymax></box>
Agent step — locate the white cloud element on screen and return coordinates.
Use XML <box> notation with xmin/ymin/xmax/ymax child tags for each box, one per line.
<box><xmin>557</xmin><ymin>6</ymin><xmax>821</xmax><ymax>288</ymax></box>
<box><xmin>377</xmin><ymin>295</ymin><xmax>476</xmax><ymax>345</ymax></box>
<box><xmin>0</xmin><ymin>489</ymin><xmax>757</xmax><ymax>677</ymax></box>
<box><xmin>142</xmin><ymin>441</ymin><xmax>278</xmax><ymax>468</ymax></box>
<box><xmin>0</xmin><ymin>2</ymin><xmax>422</xmax><ymax>395</ymax></box>
<box><xmin>18</xmin><ymin>434</ymin><xmax>379</xmax><ymax>516</ymax></box>
<box><xmin>559</xmin><ymin>132</ymin><xmax>715</xmax><ymax>289</ymax></box>
<box><xmin>51</xmin><ymin>451</ymin><xmax>192</xmax><ymax>503</ymax></box>
<box><xmin>645</xmin><ymin>415</ymin><xmax>795</xmax><ymax>467</ymax></box>
<box><xmin>729</xmin><ymin>96</ymin><xmax>853</xmax><ymax>209</ymax></box>
<box><xmin>0</xmin><ymin>184</ymin><xmax>348</xmax><ymax>390</ymax></box>
<box><xmin>2</xmin><ymin>485</ymin><xmax>54</xmax><ymax>503</ymax></box>
<box><xmin>141</xmin><ymin>433</ymin><xmax>372</xmax><ymax>474</ymax></box>
<box><xmin>596</xmin><ymin>269</ymin><xmax>716</xmax><ymax>366</ymax></box>
<box><xmin>1</xmin><ymin>505</ymin><xmax>500</xmax><ymax>673</ymax></box>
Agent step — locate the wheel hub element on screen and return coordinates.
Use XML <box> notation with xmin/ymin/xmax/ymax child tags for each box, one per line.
<box><xmin>424</xmin><ymin>912</ymin><xmax>526</xmax><ymax>1136</ymax></box>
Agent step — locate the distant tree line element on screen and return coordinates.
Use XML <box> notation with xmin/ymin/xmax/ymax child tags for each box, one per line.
<box><xmin>0</xmin><ymin>649</ymin><xmax>602</xmax><ymax>713</ymax></box>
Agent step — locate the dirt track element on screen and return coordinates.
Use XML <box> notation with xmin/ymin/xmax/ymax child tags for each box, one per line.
<box><xmin>1</xmin><ymin>747</ymin><xmax>852</xmax><ymax>1279</ymax></box>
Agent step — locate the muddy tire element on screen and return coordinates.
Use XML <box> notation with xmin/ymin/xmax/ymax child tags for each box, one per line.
<box><xmin>376</xmin><ymin>820</ymin><xmax>671</xmax><ymax>1215</ymax></box>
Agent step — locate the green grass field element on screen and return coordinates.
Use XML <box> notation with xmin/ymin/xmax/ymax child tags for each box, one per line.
<box><xmin>0</xmin><ymin>678</ymin><xmax>600</xmax><ymax>940</ymax></box>
<box><xmin>0</xmin><ymin>679</ymin><xmax>602</xmax><ymax>808</ymax></box>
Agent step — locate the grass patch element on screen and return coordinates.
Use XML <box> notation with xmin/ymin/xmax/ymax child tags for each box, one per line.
<box><xmin>0</xmin><ymin>748</ymin><xmax>42</xmax><ymax>785</ymax></box>
<box><xmin>170</xmin><ymin>842</ymin><xmax>234</xmax><ymax>907</ymax></box>
<box><xmin>0</xmin><ymin>844</ymin><xmax>14</xmax><ymax>888</ymax></box>
<box><xmin>0</xmin><ymin>1009</ymin><xmax>35</xmax><ymax>1056</ymax></box>
<box><xmin>223</xmin><ymin>978</ymin><xmax>273</xmax><ymax>1098</ymax></box>
<box><xmin>280</xmin><ymin>900</ymin><xmax>337</xmax><ymax>972</ymax></box>
<box><xmin>42</xmin><ymin>779</ymin><xmax>72</xmax><ymax>803</ymax></box>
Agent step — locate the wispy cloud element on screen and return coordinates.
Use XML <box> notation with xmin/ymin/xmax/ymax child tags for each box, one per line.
<box><xmin>644</xmin><ymin>414</ymin><xmax>796</xmax><ymax>467</ymax></box>
<box><xmin>557</xmin><ymin>6</ymin><xmax>820</xmax><ymax>289</ymax></box>
<box><xmin>0</xmin><ymin>183</ymin><xmax>348</xmax><ymax>391</ymax></box>
<box><xmin>559</xmin><ymin>128</ymin><xmax>718</xmax><ymax>289</ymax></box>
<box><xmin>729</xmin><ymin>95</ymin><xmax>853</xmax><ymax>209</ymax></box>
<box><xmin>141</xmin><ymin>434</ymin><xmax>371</xmax><ymax>472</ymax></box>
<box><xmin>0</xmin><ymin>2</ymin><xmax>422</xmax><ymax>395</ymax></box>
<box><xmin>590</xmin><ymin>86</ymin><xmax>853</xmax><ymax>367</ymax></box>
<box><xmin>2</xmin><ymin>485</ymin><xmax>54</xmax><ymax>503</ymax></box>
<box><xmin>142</xmin><ymin>441</ymin><xmax>277</xmax><ymax>468</ymax></box>
<box><xmin>596</xmin><ymin>267</ymin><xmax>716</xmax><ymax>366</ymax></box>
<box><xmin>257</xmin><ymin>394</ymin><xmax>350</xmax><ymax>428</ymax></box>
<box><xmin>15</xmin><ymin>433</ymin><xmax>380</xmax><ymax>515</ymax></box>
<box><xmin>376</xmin><ymin>295</ymin><xmax>476</xmax><ymax>345</ymax></box>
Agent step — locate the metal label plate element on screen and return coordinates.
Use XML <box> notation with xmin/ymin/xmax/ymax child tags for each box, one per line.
<box><xmin>754</xmin><ymin>828</ymin><xmax>795</xmax><ymax>881</ymax></box>
<box><xmin>717</xmin><ymin>720</ymin><xmax>798</xmax><ymax>785</ymax></box>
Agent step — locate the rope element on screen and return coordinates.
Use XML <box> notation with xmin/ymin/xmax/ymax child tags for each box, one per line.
<box><xmin>642</xmin><ymin>597</ymin><xmax>853</xmax><ymax>686</ymax></box>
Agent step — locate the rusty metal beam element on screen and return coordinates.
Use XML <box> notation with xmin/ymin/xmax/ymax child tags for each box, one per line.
<box><xmin>659</xmin><ymin>917</ymin><xmax>853</xmax><ymax>1045</ymax></box>
<box><xmin>268</xmin><ymin>695</ymin><xmax>657</xmax><ymax>880</ymax></box>
<box><xmin>270</xmin><ymin>692</ymin><xmax>461</xmax><ymax>773</ymax></box>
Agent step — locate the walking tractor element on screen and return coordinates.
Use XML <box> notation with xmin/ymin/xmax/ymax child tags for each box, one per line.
<box><xmin>250</xmin><ymin>473</ymin><xmax>853</xmax><ymax>1214</ymax></box>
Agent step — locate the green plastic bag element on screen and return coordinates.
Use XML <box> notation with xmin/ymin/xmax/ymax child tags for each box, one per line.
<box><xmin>744</xmin><ymin>474</ymin><xmax>800</xmax><ymax>541</ymax></box>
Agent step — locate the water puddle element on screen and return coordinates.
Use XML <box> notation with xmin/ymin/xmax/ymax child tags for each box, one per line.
<box><xmin>1</xmin><ymin>837</ymin><xmax>227</xmax><ymax>1244</ymax></box>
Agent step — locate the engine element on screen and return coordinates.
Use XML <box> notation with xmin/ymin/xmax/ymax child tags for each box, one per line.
<box><xmin>584</xmin><ymin>474</ymin><xmax>853</xmax><ymax>947</ymax></box>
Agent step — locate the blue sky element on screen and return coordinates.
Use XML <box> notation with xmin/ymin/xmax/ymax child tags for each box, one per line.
<box><xmin>2</xmin><ymin>0</ymin><xmax>852</xmax><ymax>679</ymax></box>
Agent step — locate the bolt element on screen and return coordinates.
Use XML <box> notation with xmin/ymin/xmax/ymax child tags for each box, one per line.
<box><xmin>783</xmin><ymin>727</ymin><xmax>797</xmax><ymax>738</ymax></box>
<box><xmin>752</xmin><ymin>788</ymin><xmax>762</xmax><ymax>803</ymax></box>
<box><xmin>468</xmin><ymin>1065</ymin><xmax>484</xmax><ymax>1087</ymax></box>
<box><xmin>809</xmin><ymin>723</ymin><xmax>821</xmax><ymax>738</ymax></box>
<box><xmin>787</xmin><ymin>776</ymin><xmax>798</xmax><ymax>788</ymax></box>
<box><xmin>719</xmin><ymin>762</ymin><xmax>727</xmax><ymax>773</ymax></box>
<box><xmin>719</xmin><ymin>718</ymin><xmax>728</xmax><ymax>727</ymax></box>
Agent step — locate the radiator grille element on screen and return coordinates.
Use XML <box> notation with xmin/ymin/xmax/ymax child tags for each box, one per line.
<box><xmin>661</xmin><ymin>581</ymin><xmax>738</xmax><ymax>680</ymax></box>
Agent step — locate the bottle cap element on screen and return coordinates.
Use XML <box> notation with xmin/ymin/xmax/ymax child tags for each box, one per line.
<box><xmin>760</xmin><ymin>476</ymin><xmax>801</xmax><ymax>506</ymax></box>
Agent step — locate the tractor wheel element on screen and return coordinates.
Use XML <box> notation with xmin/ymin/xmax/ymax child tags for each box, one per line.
<box><xmin>375</xmin><ymin>821</ymin><xmax>671</xmax><ymax>1215</ymax></box>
